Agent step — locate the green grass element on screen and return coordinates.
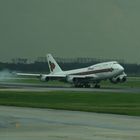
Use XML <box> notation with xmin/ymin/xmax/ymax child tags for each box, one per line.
<box><xmin>4</xmin><ymin>76</ymin><xmax>140</xmax><ymax>88</ymax></box>
<box><xmin>0</xmin><ymin>91</ymin><xmax>140</xmax><ymax>116</ymax></box>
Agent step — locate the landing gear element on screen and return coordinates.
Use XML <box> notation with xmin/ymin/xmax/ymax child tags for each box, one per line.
<box><xmin>74</xmin><ymin>83</ymin><xmax>91</xmax><ymax>88</ymax></box>
<box><xmin>73</xmin><ymin>81</ymin><xmax>101</xmax><ymax>88</ymax></box>
<box><xmin>74</xmin><ymin>84</ymin><xmax>83</xmax><ymax>88</ymax></box>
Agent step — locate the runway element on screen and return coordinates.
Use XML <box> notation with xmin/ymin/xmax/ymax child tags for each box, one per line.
<box><xmin>0</xmin><ymin>106</ymin><xmax>140</xmax><ymax>140</ymax></box>
<box><xmin>0</xmin><ymin>82</ymin><xmax>140</xmax><ymax>93</ymax></box>
<box><xmin>0</xmin><ymin>81</ymin><xmax>140</xmax><ymax>140</ymax></box>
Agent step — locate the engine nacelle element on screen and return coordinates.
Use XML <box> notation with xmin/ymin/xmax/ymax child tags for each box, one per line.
<box><xmin>119</xmin><ymin>75</ymin><xmax>127</xmax><ymax>83</ymax></box>
<box><xmin>40</xmin><ymin>75</ymin><xmax>49</xmax><ymax>82</ymax></box>
<box><xmin>66</xmin><ymin>76</ymin><xmax>75</xmax><ymax>83</ymax></box>
<box><xmin>110</xmin><ymin>74</ymin><xmax>127</xmax><ymax>84</ymax></box>
<box><xmin>110</xmin><ymin>77</ymin><xmax>120</xmax><ymax>84</ymax></box>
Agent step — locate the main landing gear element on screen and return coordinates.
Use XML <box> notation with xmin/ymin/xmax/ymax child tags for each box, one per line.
<box><xmin>74</xmin><ymin>83</ymin><xmax>91</xmax><ymax>88</ymax></box>
<box><xmin>74</xmin><ymin>83</ymin><xmax>101</xmax><ymax>88</ymax></box>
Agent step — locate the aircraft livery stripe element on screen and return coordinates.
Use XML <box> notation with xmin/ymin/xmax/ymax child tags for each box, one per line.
<box><xmin>72</xmin><ymin>68</ymin><xmax>113</xmax><ymax>75</ymax></box>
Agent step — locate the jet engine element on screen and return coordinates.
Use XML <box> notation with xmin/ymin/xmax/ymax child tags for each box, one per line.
<box><xmin>66</xmin><ymin>75</ymin><xmax>75</xmax><ymax>83</ymax></box>
<box><xmin>110</xmin><ymin>73</ymin><xmax>127</xmax><ymax>84</ymax></box>
<box><xmin>40</xmin><ymin>75</ymin><xmax>49</xmax><ymax>82</ymax></box>
<box><xmin>66</xmin><ymin>75</ymin><xmax>88</xmax><ymax>83</ymax></box>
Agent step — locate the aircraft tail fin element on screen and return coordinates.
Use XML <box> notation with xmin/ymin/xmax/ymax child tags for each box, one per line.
<box><xmin>47</xmin><ymin>54</ymin><xmax>63</xmax><ymax>74</ymax></box>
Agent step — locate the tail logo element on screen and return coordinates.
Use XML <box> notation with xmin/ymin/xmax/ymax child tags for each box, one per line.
<box><xmin>49</xmin><ymin>61</ymin><xmax>55</xmax><ymax>72</ymax></box>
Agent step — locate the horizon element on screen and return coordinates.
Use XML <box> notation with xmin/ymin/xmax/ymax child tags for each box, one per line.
<box><xmin>1</xmin><ymin>55</ymin><xmax>135</xmax><ymax>65</ymax></box>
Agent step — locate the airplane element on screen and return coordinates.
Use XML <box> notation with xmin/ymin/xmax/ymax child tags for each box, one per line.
<box><xmin>17</xmin><ymin>54</ymin><xmax>127</xmax><ymax>88</ymax></box>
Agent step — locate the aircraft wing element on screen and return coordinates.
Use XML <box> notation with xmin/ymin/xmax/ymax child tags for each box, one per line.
<box><xmin>43</xmin><ymin>74</ymin><xmax>97</xmax><ymax>80</ymax></box>
<box><xmin>16</xmin><ymin>72</ymin><xmax>97</xmax><ymax>82</ymax></box>
<box><xmin>16</xmin><ymin>73</ymin><xmax>67</xmax><ymax>79</ymax></box>
<box><xmin>43</xmin><ymin>74</ymin><xmax>66</xmax><ymax>78</ymax></box>
<box><xmin>69</xmin><ymin>74</ymin><xmax>98</xmax><ymax>79</ymax></box>
<box><xmin>16</xmin><ymin>73</ymin><xmax>41</xmax><ymax>77</ymax></box>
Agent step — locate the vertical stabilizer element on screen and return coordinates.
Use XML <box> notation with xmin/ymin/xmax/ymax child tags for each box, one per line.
<box><xmin>47</xmin><ymin>54</ymin><xmax>63</xmax><ymax>74</ymax></box>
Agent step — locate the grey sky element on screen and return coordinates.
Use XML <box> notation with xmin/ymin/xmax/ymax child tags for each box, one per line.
<box><xmin>0</xmin><ymin>0</ymin><xmax>140</xmax><ymax>63</ymax></box>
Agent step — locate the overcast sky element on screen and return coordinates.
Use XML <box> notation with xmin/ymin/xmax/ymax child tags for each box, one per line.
<box><xmin>0</xmin><ymin>0</ymin><xmax>140</xmax><ymax>63</ymax></box>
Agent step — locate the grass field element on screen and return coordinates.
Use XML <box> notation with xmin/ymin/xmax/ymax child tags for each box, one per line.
<box><xmin>0</xmin><ymin>91</ymin><xmax>140</xmax><ymax>116</ymax></box>
<box><xmin>0</xmin><ymin>76</ymin><xmax>140</xmax><ymax>116</ymax></box>
<box><xmin>2</xmin><ymin>76</ymin><xmax>140</xmax><ymax>88</ymax></box>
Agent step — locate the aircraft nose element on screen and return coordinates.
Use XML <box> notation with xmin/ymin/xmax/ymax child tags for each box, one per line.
<box><xmin>119</xmin><ymin>65</ymin><xmax>124</xmax><ymax>72</ymax></box>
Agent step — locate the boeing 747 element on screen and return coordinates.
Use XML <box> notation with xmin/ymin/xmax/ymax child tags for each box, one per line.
<box><xmin>17</xmin><ymin>54</ymin><xmax>127</xmax><ymax>88</ymax></box>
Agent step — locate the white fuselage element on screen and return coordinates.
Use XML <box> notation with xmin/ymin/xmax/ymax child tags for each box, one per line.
<box><xmin>55</xmin><ymin>61</ymin><xmax>125</xmax><ymax>82</ymax></box>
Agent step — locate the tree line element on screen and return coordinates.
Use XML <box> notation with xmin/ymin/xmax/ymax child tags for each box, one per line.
<box><xmin>0</xmin><ymin>57</ymin><xmax>140</xmax><ymax>75</ymax></box>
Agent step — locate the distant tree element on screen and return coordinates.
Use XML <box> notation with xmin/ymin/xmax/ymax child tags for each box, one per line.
<box><xmin>0</xmin><ymin>57</ymin><xmax>139</xmax><ymax>75</ymax></box>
